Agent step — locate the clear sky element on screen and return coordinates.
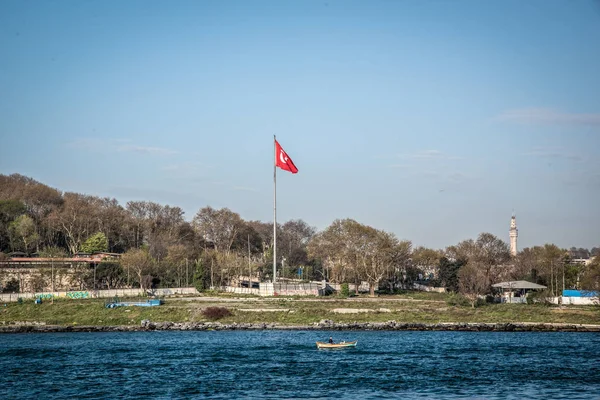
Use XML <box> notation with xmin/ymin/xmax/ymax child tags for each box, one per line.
<box><xmin>1</xmin><ymin>0</ymin><xmax>599</xmax><ymax>250</ymax></box>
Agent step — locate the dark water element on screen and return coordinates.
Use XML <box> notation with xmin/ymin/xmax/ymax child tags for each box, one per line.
<box><xmin>1</xmin><ymin>331</ymin><xmax>600</xmax><ymax>399</ymax></box>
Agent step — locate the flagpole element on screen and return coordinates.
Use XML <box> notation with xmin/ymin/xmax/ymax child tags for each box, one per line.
<box><xmin>273</xmin><ymin>135</ymin><xmax>277</xmax><ymax>284</ymax></box>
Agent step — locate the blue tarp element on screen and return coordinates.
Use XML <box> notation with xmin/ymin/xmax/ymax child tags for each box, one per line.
<box><xmin>563</xmin><ymin>290</ymin><xmax>599</xmax><ymax>297</ymax></box>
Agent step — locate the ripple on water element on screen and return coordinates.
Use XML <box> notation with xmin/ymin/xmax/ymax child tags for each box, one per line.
<box><xmin>1</xmin><ymin>331</ymin><xmax>599</xmax><ymax>399</ymax></box>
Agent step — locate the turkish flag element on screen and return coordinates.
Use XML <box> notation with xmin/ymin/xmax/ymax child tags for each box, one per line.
<box><xmin>275</xmin><ymin>140</ymin><xmax>298</xmax><ymax>174</ymax></box>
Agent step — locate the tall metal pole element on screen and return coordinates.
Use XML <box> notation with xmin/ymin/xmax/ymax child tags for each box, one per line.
<box><xmin>273</xmin><ymin>135</ymin><xmax>277</xmax><ymax>284</ymax></box>
<box><xmin>51</xmin><ymin>256</ymin><xmax>54</xmax><ymax>292</ymax></box>
<box><xmin>248</xmin><ymin>234</ymin><xmax>251</xmax><ymax>291</ymax></box>
<box><xmin>562</xmin><ymin>261</ymin><xmax>565</xmax><ymax>294</ymax></box>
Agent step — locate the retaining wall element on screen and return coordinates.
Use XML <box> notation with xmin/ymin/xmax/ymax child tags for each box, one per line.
<box><xmin>0</xmin><ymin>287</ymin><xmax>199</xmax><ymax>302</ymax></box>
<box><xmin>561</xmin><ymin>296</ymin><xmax>599</xmax><ymax>305</ymax></box>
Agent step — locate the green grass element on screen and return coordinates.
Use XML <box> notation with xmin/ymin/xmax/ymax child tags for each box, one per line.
<box><xmin>1</xmin><ymin>293</ymin><xmax>599</xmax><ymax>327</ymax></box>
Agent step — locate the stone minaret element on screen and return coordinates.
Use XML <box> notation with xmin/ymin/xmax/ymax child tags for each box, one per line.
<box><xmin>509</xmin><ymin>213</ymin><xmax>518</xmax><ymax>256</ymax></box>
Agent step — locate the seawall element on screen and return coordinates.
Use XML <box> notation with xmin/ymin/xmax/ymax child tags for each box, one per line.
<box><xmin>2</xmin><ymin>320</ymin><xmax>600</xmax><ymax>333</ymax></box>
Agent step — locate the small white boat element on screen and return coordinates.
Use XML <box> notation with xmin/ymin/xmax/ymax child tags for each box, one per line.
<box><xmin>316</xmin><ymin>340</ymin><xmax>357</xmax><ymax>349</ymax></box>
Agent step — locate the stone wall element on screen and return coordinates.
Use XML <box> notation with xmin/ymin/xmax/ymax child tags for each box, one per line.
<box><xmin>0</xmin><ymin>267</ymin><xmax>92</xmax><ymax>293</ymax></box>
<box><xmin>3</xmin><ymin>320</ymin><xmax>600</xmax><ymax>333</ymax></box>
<box><xmin>0</xmin><ymin>287</ymin><xmax>199</xmax><ymax>302</ymax></box>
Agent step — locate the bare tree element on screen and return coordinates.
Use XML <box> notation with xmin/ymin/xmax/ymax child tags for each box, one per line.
<box><xmin>307</xmin><ymin>219</ymin><xmax>355</xmax><ymax>283</ymax></box>
<box><xmin>361</xmin><ymin>230</ymin><xmax>411</xmax><ymax>296</ymax></box>
<box><xmin>120</xmin><ymin>248</ymin><xmax>156</xmax><ymax>290</ymax></box>
<box><xmin>307</xmin><ymin>219</ymin><xmax>411</xmax><ymax>296</ymax></box>
<box><xmin>165</xmin><ymin>244</ymin><xmax>189</xmax><ymax>287</ymax></box>
<box><xmin>512</xmin><ymin>247</ymin><xmax>543</xmax><ymax>281</ymax></box>
<box><xmin>48</xmin><ymin>193</ymin><xmax>99</xmax><ymax>254</ymax></box>
<box><xmin>458</xmin><ymin>262</ymin><xmax>488</xmax><ymax>308</ymax></box>
<box><xmin>412</xmin><ymin>246</ymin><xmax>443</xmax><ymax>280</ymax></box>
<box><xmin>448</xmin><ymin>233</ymin><xmax>510</xmax><ymax>288</ymax></box>
<box><xmin>125</xmin><ymin>201</ymin><xmax>186</xmax><ymax>257</ymax></box>
<box><xmin>539</xmin><ymin>244</ymin><xmax>567</xmax><ymax>297</ymax></box>
<box><xmin>192</xmin><ymin>207</ymin><xmax>244</xmax><ymax>253</ymax></box>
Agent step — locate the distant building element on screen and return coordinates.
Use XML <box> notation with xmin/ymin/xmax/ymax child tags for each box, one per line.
<box><xmin>509</xmin><ymin>213</ymin><xmax>518</xmax><ymax>256</ymax></box>
<box><xmin>570</xmin><ymin>258</ymin><xmax>594</xmax><ymax>266</ymax></box>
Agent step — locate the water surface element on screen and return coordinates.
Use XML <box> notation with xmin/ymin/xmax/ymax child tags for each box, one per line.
<box><xmin>1</xmin><ymin>331</ymin><xmax>599</xmax><ymax>399</ymax></box>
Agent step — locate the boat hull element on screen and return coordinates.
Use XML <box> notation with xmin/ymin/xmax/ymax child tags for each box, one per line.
<box><xmin>316</xmin><ymin>341</ymin><xmax>357</xmax><ymax>349</ymax></box>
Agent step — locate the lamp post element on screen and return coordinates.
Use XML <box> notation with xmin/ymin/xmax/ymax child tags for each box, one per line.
<box><xmin>247</xmin><ymin>234</ymin><xmax>251</xmax><ymax>292</ymax></box>
<box><xmin>51</xmin><ymin>256</ymin><xmax>54</xmax><ymax>293</ymax></box>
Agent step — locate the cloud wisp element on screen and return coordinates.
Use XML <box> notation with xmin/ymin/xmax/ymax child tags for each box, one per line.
<box><xmin>66</xmin><ymin>137</ymin><xmax>177</xmax><ymax>156</ymax></box>
<box><xmin>521</xmin><ymin>147</ymin><xmax>585</xmax><ymax>162</ymax></box>
<box><xmin>496</xmin><ymin>108</ymin><xmax>600</xmax><ymax>127</ymax></box>
<box><xmin>231</xmin><ymin>186</ymin><xmax>259</xmax><ymax>193</ymax></box>
<box><xmin>117</xmin><ymin>145</ymin><xmax>178</xmax><ymax>155</ymax></box>
<box><xmin>396</xmin><ymin>150</ymin><xmax>462</xmax><ymax>160</ymax></box>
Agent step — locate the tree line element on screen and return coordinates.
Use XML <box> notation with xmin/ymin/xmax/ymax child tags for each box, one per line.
<box><xmin>0</xmin><ymin>173</ymin><xmax>598</xmax><ymax>300</ymax></box>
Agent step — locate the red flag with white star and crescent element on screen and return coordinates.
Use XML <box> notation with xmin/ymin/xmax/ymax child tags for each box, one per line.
<box><xmin>275</xmin><ymin>140</ymin><xmax>298</xmax><ymax>174</ymax></box>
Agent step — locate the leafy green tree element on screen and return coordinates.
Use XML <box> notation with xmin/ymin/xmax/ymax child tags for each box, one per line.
<box><xmin>2</xmin><ymin>277</ymin><xmax>19</xmax><ymax>293</ymax></box>
<box><xmin>95</xmin><ymin>261</ymin><xmax>125</xmax><ymax>289</ymax></box>
<box><xmin>580</xmin><ymin>256</ymin><xmax>600</xmax><ymax>294</ymax></box>
<box><xmin>0</xmin><ymin>199</ymin><xmax>27</xmax><ymax>220</ymax></box>
<box><xmin>193</xmin><ymin>258</ymin><xmax>208</xmax><ymax>292</ymax></box>
<box><xmin>8</xmin><ymin>214</ymin><xmax>38</xmax><ymax>253</ymax></box>
<box><xmin>0</xmin><ymin>200</ymin><xmax>27</xmax><ymax>253</ymax></box>
<box><xmin>437</xmin><ymin>257</ymin><xmax>462</xmax><ymax>292</ymax></box>
<box><xmin>80</xmin><ymin>232</ymin><xmax>109</xmax><ymax>253</ymax></box>
<box><xmin>340</xmin><ymin>282</ymin><xmax>350</xmax><ymax>297</ymax></box>
<box><xmin>38</xmin><ymin>246</ymin><xmax>68</xmax><ymax>258</ymax></box>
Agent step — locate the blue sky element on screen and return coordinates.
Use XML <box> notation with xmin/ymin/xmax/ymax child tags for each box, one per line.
<box><xmin>1</xmin><ymin>0</ymin><xmax>599</xmax><ymax>250</ymax></box>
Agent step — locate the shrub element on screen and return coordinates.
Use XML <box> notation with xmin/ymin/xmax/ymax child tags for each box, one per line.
<box><xmin>527</xmin><ymin>290</ymin><xmax>555</xmax><ymax>305</ymax></box>
<box><xmin>202</xmin><ymin>307</ymin><xmax>232</xmax><ymax>320</ymax></box>
<box><xmin>340</xmin><ymin>283</ymin><xmax>350</xmax><ymax>297</ymax></box>
<box><xmin>445</xmin><ymin>292</ymin><xmax>470</xmax><ymax>307</ymax></box>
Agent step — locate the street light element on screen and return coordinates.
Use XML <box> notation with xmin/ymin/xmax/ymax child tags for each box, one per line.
<box><xmin>51</xmin><ymin>256</ymin><xmax>54</xmax><ymax>293</ymax></box>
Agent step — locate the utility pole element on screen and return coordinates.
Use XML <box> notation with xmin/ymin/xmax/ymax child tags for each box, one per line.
<box><xmin>562</xmin><ymin>260</ymin><xmax>565</xmax><ymax>295</ymax></box>
<box><xmin>186</xmin><ymin>258</ymin><xmax>189</xmax><ymax>287</ymax></box>
<box><xmin>51</xmin><ymin>256</ymin><xmax>55</xmax><ymax>293</ymax></box>
<box><xmin>248</xmin><ymin>234</ymin><xmax>251</xmax><ymax>292</ymax></box>
<box><xmin>210</xmin><ymin>258</ymin><xmax>214</xmax><ymax>289</ymax></box>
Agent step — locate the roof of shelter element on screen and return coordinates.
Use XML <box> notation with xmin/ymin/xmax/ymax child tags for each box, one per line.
<box><xmin>492</xmin><ymin>280</ymin><xmax>547</xmax><ymax>290</ymax></box>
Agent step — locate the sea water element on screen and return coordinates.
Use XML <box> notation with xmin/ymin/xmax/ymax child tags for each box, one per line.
<box><xmin>1</xmin><ymin>330</ymin><xmax>599</xmax><ymax>399</ymax></box>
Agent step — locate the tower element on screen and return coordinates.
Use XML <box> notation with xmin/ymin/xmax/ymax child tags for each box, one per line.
<box><xmin>509</xmin><ymin>213</ymin><xmax>518</xmax><ymax>256</ymax></box>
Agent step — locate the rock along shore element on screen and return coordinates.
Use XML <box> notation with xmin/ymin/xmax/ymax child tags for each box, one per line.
<box><xmin>1</xmin><ymin>320</ymin><xmax>600</xmax><ymax>334</ymax></box>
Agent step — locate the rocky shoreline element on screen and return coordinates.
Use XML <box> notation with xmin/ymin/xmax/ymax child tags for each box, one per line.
<box><xmin>1</xmin><ymin>319</ymin><xmax>600</xmax><ymax>333</ymax></box>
